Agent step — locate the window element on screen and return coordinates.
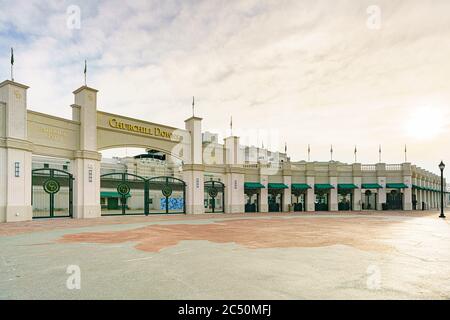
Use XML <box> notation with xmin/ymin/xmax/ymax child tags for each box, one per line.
<box><xmin>63</xmin><ymin>165</ymin><xmax>68</xmax><ymax>171</ymax></box>
<box><xmin>44</xmin><ymin>163</ymin><xmax>49</xmax><ymax>168</ymax></box>
<box><xmin>14</xmin><ymin>162</ymin><xmax>20</xmax><ymax>177</ymax></box>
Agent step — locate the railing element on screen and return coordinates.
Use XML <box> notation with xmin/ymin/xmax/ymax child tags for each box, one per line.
<box><xmin>386</xmin><ymin>164</ymin><xmax>402</xmax><ymax>171</ymax></box>
<box><xmin>242</xmin><ymin>164</ymin><xmax>259</xmax><ymax>169</ymax></box>
<box><xmin>242</xmin><ymin>163</ymin><xmax>283</xmax><ymax>169</ymax></box>
<box><xmin>361</xmin><ymin>165</ymin><xmax>376</xmax><ymax>171</ymax></box>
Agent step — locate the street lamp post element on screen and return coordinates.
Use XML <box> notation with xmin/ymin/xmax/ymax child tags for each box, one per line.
<box><xmin>439</xmin><ymin>161</ymin><xmax>446</xmax><ymax>219</ymax></box>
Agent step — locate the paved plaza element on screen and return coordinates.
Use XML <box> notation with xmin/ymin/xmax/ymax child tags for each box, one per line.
<box><xmin>1</xmin><ymin>211</ymin><xmax>449</xmax><ymax>299</ymax></box>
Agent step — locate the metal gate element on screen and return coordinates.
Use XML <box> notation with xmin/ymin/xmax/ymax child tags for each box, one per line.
<box><xmin>292</xmin><ymin>190</ymin><xmax>306</xmax><ymax>212</ymax></box>
<box><xmin>32</xmin><ymin>168</ymin><xmax>73</xmax><ymax>219</ymax></box>
<box><xmin>245</xmin><ymin>190</ymin><xmax>259</xmax><ymax>213</ymax></box>
<box><xmin>148</xmin><ymin>176</ymin><xmax>186</xmax><ymax>214</ymax></box>
<box><xmin>338</xmin><ymin>191</ymin><xmax>353</xmax><ymax>211</ymax></box>
<box><xmin>204</xmin><ymin>181</ymin><xmax>225</xmax><ymax>213</ymax></box>
<box><xmin>386</xmin><ymin>190</ymin><xmax>403</xmax><ymax>210</ymax></box>
<box><xmin>100</xmin><ymin>173</ymin><xmax>148</xmax><ymax>216</ymax></box>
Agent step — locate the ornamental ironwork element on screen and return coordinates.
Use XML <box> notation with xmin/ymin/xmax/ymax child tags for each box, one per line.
<box><xmin>208</xmin><ymin>187</ymin><xmax>218</xmax><ymax>198</ymax></box>
<box><xmin>117</xmin><ymin>183</ymin><xmax>131</xmax><ymax>196</ymax></box>
<box><xmin>162</xmin><ymin>184</ymin><xmax>173</xmax><ymax>197</ymax></box>
<box><xmin>43</xmin><ymin>179</ymin><xmax>60</xmax><ymax>195</ymax></box>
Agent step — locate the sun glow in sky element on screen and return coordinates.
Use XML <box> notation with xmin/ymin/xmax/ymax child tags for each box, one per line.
<box><xmin>1</xmin><ymin>0</ymin><xmax>450</xmax><ymax>178</ymax></box>
<box><xmin>404</xmin><ymin>106</ymin><xmax>446</xmax><ymax>141</ymax></box>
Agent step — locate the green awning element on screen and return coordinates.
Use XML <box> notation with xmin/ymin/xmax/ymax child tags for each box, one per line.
<box><xmin>268</xmin><ymin>183</ymin><xmax>289</xmax><ymax>189</ymax></box>
<box><xmin>386</xmin><ymin>183</ymin><xmax>409</xmax><ymax>189</ymax></box>
<box><xmin>361</xmin><ymin>183</ymin><xmax>383</xmax><ymax>189</ymax></box>
<box><xmin>244</xmin><ymin>182</ymin><xmax>265</xmax><ymax>189</ymax></box>
<box><xmin>338</xmin><ymin>184</ymin><xmax>358</xmax><ymax>190</ymax></box>
<box><xmin>315</xmin><ymin>184</ymin><xmax>334</xmax><ymax>190</ymax></box>
<box><xmin>100</xmin><ymin>192</ymin><xmax>131</xmax><ymax>198</ymax></box>
<box><xmin>412</xmin><ymin>185</ymin><xmax>423</xmax><ymax>190</ymax></box>
<box><xmin>291</xmin><ymin>183</ymin><xmax>311</xmax><ymax>190</ymax></box>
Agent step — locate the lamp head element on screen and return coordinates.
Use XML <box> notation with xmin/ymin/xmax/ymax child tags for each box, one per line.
<box><xmin>439</xmin><ymin>161</ymin><xmax>445</xmax><ymax>171</ymax></box>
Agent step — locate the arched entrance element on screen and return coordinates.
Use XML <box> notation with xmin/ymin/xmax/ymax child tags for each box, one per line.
<box><xmin>387</xmin><ymin>189</ymin><xmax>403</xmax><ymax>210</ymax></box>
<box><xmin>204</xmin><ymin>181</ymin><xmax>225</xmax><ymax>213</ymax></box>
<box><xmin>315</xmin><ymin>191</ymin><xmax>329</xmax><ymax>211</ymax></box>
<box><xmin>32</xmin><ymin>168</ymin><xmax>73</xmax><ymax>219</ymax></box>
<box><xmin>147</xmin><ymin>176</ymin><xmax>186</xmax><ymax>214</ymax></box>
<box><xmin>362</xmin><ymin>190</ymin><xmax>377</xmax><ymax>210</ymax></box>
<box><xmin>292</xmin><ymin>190</ymin><xmax>306</xmax><ymax>212</ymax></box>
<box><xmin>100</xmin><ymin>173</ymin><xmax>148</xmax><ymax>216</ymax></box>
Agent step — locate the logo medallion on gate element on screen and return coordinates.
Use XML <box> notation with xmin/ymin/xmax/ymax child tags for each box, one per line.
<box><xmin>43</xmin><ymin>179</ymin><xmax>60</xmax><ymax>194</ymax></box>
<box><xmin>117</xmin><ymin>183</ymin><xmax>131</xmax><ymax>196</ymax></box>
<box><xmin>162</xmin><ymin>184</ymin><xmax>173</xmax><ymax>197</ymax></box>
<box><xmin>208</xmin><ymin>187</ymin><xmax>218</xmax><ymax>198</ymax></box>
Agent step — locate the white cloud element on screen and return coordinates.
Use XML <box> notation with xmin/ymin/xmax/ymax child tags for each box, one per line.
<box><xmin>0</xmin><ymin>0</ymin><xmax>449</xmax><ymax>176</ymax></box>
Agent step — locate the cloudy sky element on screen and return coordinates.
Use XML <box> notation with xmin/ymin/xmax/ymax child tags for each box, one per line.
<box><xmin>1</xmin><ymin>0</ymin><xmax>449</xmax><ymax>178</ymax></box>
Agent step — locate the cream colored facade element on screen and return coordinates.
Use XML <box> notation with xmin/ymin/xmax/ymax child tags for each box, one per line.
<box><xmin>0</xmin><ymin>79</ymin><xmax>447</xmax><ymax>222</ymax></box>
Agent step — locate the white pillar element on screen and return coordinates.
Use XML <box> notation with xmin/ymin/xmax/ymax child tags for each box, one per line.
<box><xmin>377</xmin><ymin>177</ymin><xmax>387</xmax><ymax>210</ymax></box>
<box><xmin>402</xmin><ymin>164</ymin><xmax>412</xmax><ymax>211</ymax></box>
<box><xmin>329</xmin><ymin>177</ymin><xmax>338</xmax><ymax>211</ymax></box>
<box><xmin>0</xmin><ymin>80</ymin><xmax>33</xmax><ymax>222</ymax></box>
<box><xmin>183</xmin><ymin>165</ymin><xmax>204</xmax><ymax>214</ymax></box>
<box><xmin>282</xmin><ymin>175</ymin><xmax>292</xmax><ymax>212</ymax></box>
<box><xmin>259</xmin><ymin>175</ymin><xmax>268</xmax><ymax>213</ymax></box>
<box><xmin>224</xmin><ymin>166</ymin><xmax>245</xmax><ymax>213</ymax></box>
<box><xmin>71</xmin><ymin>86</ymin><xmax>101</xmax><ymax>219</ymax></box>
<box><xmin>306</xmin><ymin>176</ymin><xmax>315</xmax><ymax>212</ymax></box>
<box><xmin>353</xmin><ymin>177</ymin><xmax>362</xmax><ymax>211</ymax></box>
<box><xmin>184</xmin><ymin>116</ymin><xmax>204</xmax><ymax>214</ymax></box>
<box><xmin>417</xmin><ymin>179</ymin><xmax>423</xmax><ymax>209</ymax></box>
<box><xmin>376</xmin><ymin>164</ymin><xmax>386</xmax><ymax>210</ymax></box>
<box><xmin>352</xmin><ymin>164</ymin><xmax>362</xmax><ymax>211</ymax></box>
<box><xmin>224</xmin><ymin>136</ymin><xmax>245</xmax><ymax>214</ymax></box>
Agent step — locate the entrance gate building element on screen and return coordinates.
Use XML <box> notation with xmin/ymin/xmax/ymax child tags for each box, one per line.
<box><xmin>100</xmin><ymin>174</ymin><xmax>186</xmax><ymax>215</ymax></box>
<box><xmin>0</xmin><ymin>79</ymin><xmax>447</xmax><ymax>223</ymax></box>
<box><xmin>32</xmin><ymin>168</ymin><xmax>73</xmax><ymax>218</ymax></box>
<box><xmin>204</xmin><ymin>180</ymin><xmax>225</xmax><ymax>213</ymax></box>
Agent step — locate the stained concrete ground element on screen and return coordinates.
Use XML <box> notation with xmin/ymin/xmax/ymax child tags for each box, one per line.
<box><xmin>1</xmin><ymin>211</ymin><xmax>450</xmax><ymax>300</ymax></box>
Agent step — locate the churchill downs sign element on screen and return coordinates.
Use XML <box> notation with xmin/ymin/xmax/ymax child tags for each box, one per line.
<box><xmin>108</xmin><ymin>118</ymin><xmax>182</xmax><ymax>142</ymax></box>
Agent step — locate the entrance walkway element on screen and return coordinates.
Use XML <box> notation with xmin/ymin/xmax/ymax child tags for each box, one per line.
<box><xmin>1</xmin><ymin>210</ymin><xmax>449</xmax><ymax>299</ymax></box>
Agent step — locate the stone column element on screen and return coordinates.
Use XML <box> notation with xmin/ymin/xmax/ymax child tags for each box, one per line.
<box><xmin>224</xmin><ymin>165</ymin><xmax>245</xmax><ymax>214</ymax></box>
<box><xmin>402</xmin><ymin>163</ymin><xmax>412</xmax><ymax>211</ymax></box>
<box><xmin>376</xmin><ymin>163</ymin><xmax>387</xmax><ymax>210</ymax></box>
<box><xmin>428</xmin><ymin>182</ymin><xmax>433</xmax><ymax>209</ymax></box>
<box><xmin>435</xmin><ymin>185</ymin><xmax>439</xmax><ymax>209</ymax></box>
<box><xmin>329</xmin><ymin>162</ymin><xmax>338</xmax><ymax>211</ymax></box>
<box><xmin>0</xmin><ymin>80</ymin><xmax>33</xmax><ymax>222</ymax></box>
<box><xmin>259</xmin><ymin>173</ymin><xmax>269</xmax><ymax>213</ymax></box>
<box><xmin>329</xmin><ymin>177</ymin><xmax>338</xmax><ymax>211</ymax></box>
<box><xmin>306</xmin><ymin>165</ymin><xmax>315</xmax><ymax>212</ymax></box>
<box><xmin>417</xmin><ymin>179</ymin><xmax>423</xmax><ymax>210</ymax></box>
<box><xmin>353</xmin><ymin>164</ymin><xmax>362</xmax><ymax>211</ymax></box>
<box><xmin>71</xmin><ymin>86</ymin><xmax>101</xmax><ymax>219</ymax></box>
<box><xmin>224</xmin><ymin>136</ymin><xmax>245</xmax><ymax>213</ymax></box>
<box><xmin>183</xmin><ymin>164</ymin><xmax>204</xmax><ymax>214</ymax></box>
<box><xmin>282</xmin><ymin>164</ymin><xmax>292</xmax><ymax>212</ymax></box>
<box><xmin>183</xmin><ymin>116</ymin><xmax>204</xmax><ymax>214</ymax></box>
